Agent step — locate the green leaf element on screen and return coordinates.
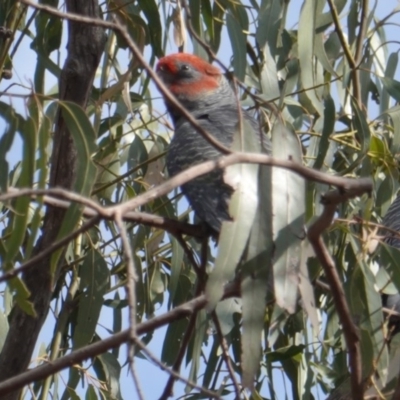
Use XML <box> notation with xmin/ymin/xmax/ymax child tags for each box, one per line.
<box><xmin>298</xmin><ymin>0</ymin><xmax>324</xmax><ymax>116</ymax></box>
<box><xmin>9</xmin><ymin>277</ymin><xmax>36</xmax><ymax>317</ymax></box>
<box><xmin>381</xmin><ymin>52</ymin><xmax>398</xmax><ymax>114</ymax></box>
<box><xmin>85</xmin><ymin>384</ymin><xmax>97</xmax><ymax>400</ymax></box>
<box><xmin>72</xmin><ymin>249</ymin><xmax>109</xmax><ymax>349</ymax></box>
<box><xmin>349</xmin><ymin>235</ymin><xmax>388</xmax><ymax>383</ymax></box>
<box><xmin>349</xmin><ymin>98</ymin><xmax>371</xmax><ymax>173</ymax></box>
<box><xmin>240</xmin><ymin>140</ymin><xmax>272</xmax><ymax>390</ymax></box>
<box><xmin>215</xmin><ymin>298</ymin><xmax>241</xmax><ymax>335</ymax></box>
<box><xmin>25</xmin><ymin>97</ymin><xmax>53</xmax><ymax>259</ymax></box>
<box><xmin>259</xmin><ymin>43</ymin><xmax>280</xmax><ymax>101</ymax></box>
<box><xmin>315</xmin><ymin>0</ymin><xmax>347</xmax><ymax>32</ymax></box>
<box><xmin>61</xmin><ymin>367</ymin><xmax>80</xmax><ymax>400</ymax></box>
<box><xmin>380</xmin><ymin>243</ymin><xmax>400</xmax><ymax>292</ymax></box>
<box><xmin>384</xmin><ymin>105</ymin><xmax>400</xmax><ymax>156</ymax></box>
<box><xmin>168</xmin><ymin>236</ymin><xmax>184</xmax><ymax>307</ymax></box>
<box><xmin>93</xmin><ymin>352</ymin><xmax>123</xmax><ymax>400</ymax></box>
<box><xmin>1</xmin><ymin>110</ymin><xmax>36</xmax><ymax>270</ymax></box>
<box><xmin>313</xmin><ymin>94</ymin><xmax>335</xmax><ymax>170</ymax></box>
<box><xmin>256</xmin><ymin>0</ymin><xmax>282</xmax><ymax>55</ymax></box>
<box><xmin>210</xmin><ymin>0</ymin><xmax>226</xmax><ymax>52</ymax></box>
<box><xmin>298</xmin><ymin>241</ymin><xmax>319</xmax><ymax>330</ymax></box>
<box><xmin>241</xmin><ymin>275</ymin><xmax>265</xmax><ymax>390</ymax></box>
<box><xmin>381</xmin><ymin>76</ymin><xmax>400</xmax><ymax>103</ymax></box>
<box><xmin>266</xmin><ymin>344</ymin><xmax>305</xmax><ymax>363</ymax></box>
<box><xmin>314</xmin><ymin>32</ymin><xmax>337</xmax><ymax>76</ymax></box>
<box><xmin>226</xmin><ymin>11</ymin><xmax>247</xmax><ymax>82</ymax></box>
<box><xmin>65</xmin><ymin>388</ymin><xmax>81</xmax><ymax>400</ymax></box>
<box><xmin>161</xmin><ymin>318</ymin><xmax>188</xmax><ymax>366</ymax></box>
<box><xmin>127</xmin><ymin>134</ymin><xmax>149</xmax><ymax>177</ymax></box>
<box><xmin>201</xmin><ymin>0</ymin><xmax>214</xmax><ymax>45</ymax></box>
<box><xmin>186</xmin><ymin>310</ymin><xmax>207</xmax><ymax>393</ymax></box>
<box><xmin>137</xmin><ymin>0</ymin><xmax>163</xmax><ymax>57</ymax></box>
<box><xmin>0</xmin><ymin>103</ymin><xmax>18</xmax><ymax>191</ymax></box>
<box><xmin>0</xmin><ymin>310</ymin><xmax>9</xmax><ymax>352</ymax></box>
<box><xmin>202</xmin><ymin>336</ymin><xmax>220</xmax><ymax>388</ymax></box>
<box><xmin>49</xmin><ymin>100</ymin><xmax>97</xmax><ymax>274</ymax></box>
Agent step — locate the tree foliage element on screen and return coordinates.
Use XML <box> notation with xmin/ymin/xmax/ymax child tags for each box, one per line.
<box><xmin>0</xmin><ymin>0</ymin><xmax>400</xmax><ymax>399</ymax></box>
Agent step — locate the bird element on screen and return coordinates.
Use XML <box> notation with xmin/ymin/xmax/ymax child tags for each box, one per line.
<box><xmin>381</xmin><ymin>194</ymin><xmax>400</xmax><ymax>336</ymax></box>
<box><xmin>156</xmin><ymin>53</ymin><xmax>271</xmax><ymax>236</ymax></box>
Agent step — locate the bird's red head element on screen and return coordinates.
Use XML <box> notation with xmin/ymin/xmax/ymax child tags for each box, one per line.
<box><xmin>156</xmin><ymin>53</ymin><xmax>222</xmax><ymax>100</ymax></box>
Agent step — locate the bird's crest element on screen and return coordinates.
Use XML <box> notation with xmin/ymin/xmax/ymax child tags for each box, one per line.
<box><xmin>157</xmin><ymin>53</ymin><xmax>221</xmax><ymax>77</ymax></box>
<box><xmin>156</xmin><ymin>53</ymin><xmax>222</xmax><ymax>98</ymax></box>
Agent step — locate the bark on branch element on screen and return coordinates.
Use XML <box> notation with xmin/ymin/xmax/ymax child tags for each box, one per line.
<box><xmin>308</xmin><ymin>189</ymin><xmax>369</xmax><ymax>400</ymax></box>
<box><xmin>0</xmin><ymin>2</ymin><xmax>105</xmax><ymax>399</ymax></box>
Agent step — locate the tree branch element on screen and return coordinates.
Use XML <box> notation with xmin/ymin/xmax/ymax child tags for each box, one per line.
<box><xmin>0</xmin><ymin>281</ymin><xmax>240</xmax><ymax>396</ymax></box>
<box><xmin>0</xmin><ymin>2</ymin><xmax>106</xmax><ymax>399</ymax></box>
<box><xmin>19</xmin><ymin>0</ymin><xmax>233</xmax><ymax>156</ymax></box>
<box><xmin>308</xmin><ymin>189</ymin><xmax>368</xmax><ymax>400</ymax></box>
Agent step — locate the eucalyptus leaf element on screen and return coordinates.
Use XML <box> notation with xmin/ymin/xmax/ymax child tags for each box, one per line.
<box><xmin>205</xmin><ymin>119</ymin><xmax>260</xmax><ymax>310</ymax></box>
<box><xmin>72</xmin><ymin>250</ymin><xmax>110</xmax><ymax>350</ymax></box>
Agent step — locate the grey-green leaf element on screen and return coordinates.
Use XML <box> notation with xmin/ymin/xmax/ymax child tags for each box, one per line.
<box><xmin>272</xmin><ymin>122</ymin><xmax>305</xmax><ymax>314</ymax></box>
<box><xmin>205</xmin><ymin>119</ymin><xmax>260</xmax><ymax>310</ymax></box>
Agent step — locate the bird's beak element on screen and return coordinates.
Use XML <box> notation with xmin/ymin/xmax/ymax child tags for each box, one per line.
<box><xmin>155</xmin><ymin>66</ymin><xmax>172</xmax><ymax>84</ymax></box>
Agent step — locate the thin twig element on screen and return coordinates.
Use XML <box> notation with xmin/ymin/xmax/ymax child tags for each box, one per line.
<box><xmin>180</xmin><ymin>0</ymin><xmax>279</xmax><ymax>116</ymax></box>
<box><xmin>0</xmin><ymin>149</ymin><xmax>373</xmax><ymax>280</ymax></box>
<box><xmin>326</xmin><ymin>0</ymin><xmax>367</xmax><ymax>108</ymax></box>
<box><xmin>159</xmin><ymin>314</ymin><xmax>197</xmax><ymax>399</ymax></box>
<box><xmin>0</xmin><ymin>216</ymin><xmax>100</xmax><ymax>282</ymax></box>
<box><xmin>174</xmin><ymin>234</ymin><xmax>201</xmax><ymax>276</ymax></box>
<box><xmin>116</xmin><ymin>152</ymin><xmax>373</xmax><ymax>215</ymax></box>
<box><xmin>211</xmin><ymin>312</ymin><xmax>241</xmax><ymax>399</ymax></box>
<box><xmin>159</xmin><ymin>307</ymin><xmax>199</xmax><ymax>399</ymax></box>
<box><xmin>326</xmin><ymin>0</ymin><xmax>357</xmax><ymax>70</ymax></box>
<box><xmin>134</xmin><ymin>338</ymin><xmax>221</xmax><ymax>399</ymax></box>
<box><xmin>114</xmin><ymin>212</ymin><xmax>138</xmax><ymax>381</ymax></box>
<box><xmin>18</xmin><ymin>0</ymin><xmax>233</xmax><ymax>156</ymax></box>
<box><xmin>308</xmin><ymin>189</ymin><xmax>366</xmax><ymax>400</ymax></box>
<box><xmin>130</xmin><ymin>362</ymin><xmax>145</xmax><ymax>400</ymax></box>
<box><xmin>0</xmin><ymin>280</ymin><xmax>240</xmax><ymax>396</ymax></box>
<box><xmin>12</xmin><ymin>3</ymin><xmax>374</xmax><ymax>216</ymax></box>
<box><xmin>0</xmin><ymin>187</ymin><xmax>104</xmax><ymax>213</ymax></box>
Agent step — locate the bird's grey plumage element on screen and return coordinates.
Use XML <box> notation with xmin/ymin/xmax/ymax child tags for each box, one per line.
<box><xmin>381</xmin><ymin>194</ymin><xmax>400</xmax><ymax>335</ymax></box>
<box><xmin>382</xmin><ymin>194</ymin><xmax>400</xmax><ymax>248</ymax></box>
<box><xmin>157</xmin><ymin>53</ymin><xmax>271</xmax><ymax>235</ymax></box>
<box><xmin>166</xmin><ymin>104</ymin><xmax>270</xmax><ymax>233</ymax></box>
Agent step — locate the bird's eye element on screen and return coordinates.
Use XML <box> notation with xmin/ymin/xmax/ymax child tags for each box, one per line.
<box><xmin>180</xmin><ymin>64</ymin><xmax>190</xmax><ymax>71</ymax></box>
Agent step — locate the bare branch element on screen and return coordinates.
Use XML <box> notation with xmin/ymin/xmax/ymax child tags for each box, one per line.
<box><xmin>0</xmin><ymin>150</ymin><xmax>373</xmax><ymax>282</ymax></box>
<box><xmin>0</xmin><ymin>281</ymin><xmax>240</xmax><ymax>396</ymax></box>
<box><xmin>308</xmin><ymin>188</ymin><xmax>369</xmax><ymax>400</ymax></box>
<box><xmin>0</xmin><ymin>216</ymin><xmax>99</xmax><ymax>282</ymax></box>
<box><xmin>117</xmin><ymin>152</ymin><xmax>373</xmax><ymax>215</ymax></box>
<box><xmin>114</xmin><ymin>212</ymin><xmax>138</xmax><ymax>361</ymax></box>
